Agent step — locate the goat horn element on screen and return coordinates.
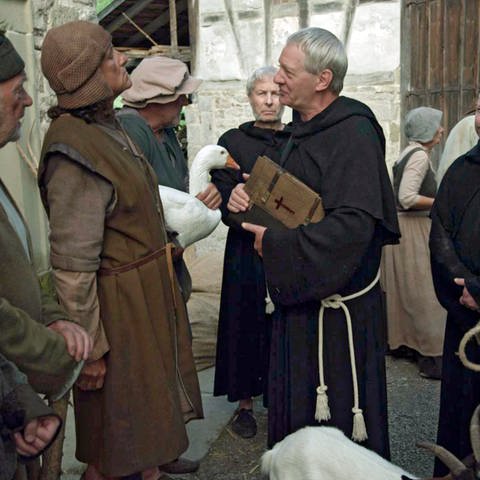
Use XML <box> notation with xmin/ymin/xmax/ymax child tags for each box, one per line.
<box><xmin>470</xmin><ymin>404</ymin><xmax>480</xmax><ymax>462</ymax></box>
<box><xmin>416</xmin><ymin>441</ymin><xmax>466</xmax><ymax>477</ymax></box>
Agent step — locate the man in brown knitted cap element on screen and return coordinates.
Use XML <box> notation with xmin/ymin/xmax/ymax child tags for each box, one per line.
<box><xmin>0</xmin><ymin>32</ymin><xmax>93</xmax><ymax>478</ymax></box>
<box><xmin>38</xmin><ymin>20</ymin><xmax>203</xmax><ymax>480</ymax></box>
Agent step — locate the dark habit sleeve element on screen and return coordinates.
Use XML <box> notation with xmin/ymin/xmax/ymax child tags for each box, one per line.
<box><xmin>263</xmin><ymin>207</ymin><xmax>375</xmax><ymax>305</ymax></box>
<box><xmin>429</xmin><ymin>169</ymin><xmax>480</xmax><ymax>332</ymax></box>
<box><xmin>262</xmin><ymin>114</ymin><xmax>396</xmax><ymax>306</ymax></box>
<box><xmin>315</xmin><ymin>115</ymin><xmax>399</xmax><ymax>244</ymax></box>
<box><xmin>212</xmin><ymin>132</ymin><xmax>247</xmax><ymax>228</ymax></box>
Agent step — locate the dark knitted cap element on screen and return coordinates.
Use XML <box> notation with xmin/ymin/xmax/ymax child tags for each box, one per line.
<box><xmin>0</xmin><ymin>34</ymin><xmax>25</xmax><ymax>82</ymax></box>
<box><xmin>41</xmin><ymin>21</ymin><xmax>113</xmax><ymax>109</ymax></box>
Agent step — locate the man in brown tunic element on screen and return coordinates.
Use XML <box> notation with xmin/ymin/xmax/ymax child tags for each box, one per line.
<box><xmin>38</xmin><ymin>21</ymin><xmax>203</xmax><ymax>480</ymax></box>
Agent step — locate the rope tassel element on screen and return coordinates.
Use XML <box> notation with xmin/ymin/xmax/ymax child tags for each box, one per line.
<box><xmin>315</xmin><ymin>385</ymin><xmax>331</xmax><ymax>421</ymax></box>
<box><xmin>316</xmin><ymin>270</ymin><xmax>380</xmax><ymax>442</ymax></box>
<box><xmin>265</xmin><ymin>285</ymin><xmax>275</xmax><ymax>314</ymax></box>
<box><xmin>352</xmin><ymin>408</ymin><xmax>368</xmax><ymax>442</ymax></box>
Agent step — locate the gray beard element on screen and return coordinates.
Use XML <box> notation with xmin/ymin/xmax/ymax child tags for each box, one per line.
<box><xmin>0</xmin><ymin>124</ymin><xmax>21</xmax><ymax>148</ymax></box>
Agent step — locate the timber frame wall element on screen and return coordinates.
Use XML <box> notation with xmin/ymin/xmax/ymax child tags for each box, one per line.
<box><xmin>401</xmin><ymin>0</ymin><xmax>480</xmax><ymax>141</ymax></box>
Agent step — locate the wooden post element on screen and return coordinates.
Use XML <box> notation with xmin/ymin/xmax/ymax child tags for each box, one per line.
<box><xmin>39</xmin><ymin>393</ymin><xmax>70</xmax><ymax>480</ymax></box>
<box><xmin>170</xmin><ymin>0</ymin><xmax>179</xmax><ymax>54</ymax></box>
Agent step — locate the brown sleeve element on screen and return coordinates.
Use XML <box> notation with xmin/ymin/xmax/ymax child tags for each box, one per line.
<box><xmin>43</xmin><ymin>153</ymin><xmax>114</xmax><ymax>272</ymax></box>
<box><xmin>53</xmin><ymin>270</ymin><xmax>110</xmax><ymax>361</ymax></box>
<box><xmin>43</xmin><ymin>154</ymin><xmax>113</xmax><ymax>360</ymax></box>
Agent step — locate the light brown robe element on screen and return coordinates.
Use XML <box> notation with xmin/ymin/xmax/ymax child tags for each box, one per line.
<box><xmin>38</xmin><ymin>114</ymin><xmax>203</xmax><ymax>476</ymax></box>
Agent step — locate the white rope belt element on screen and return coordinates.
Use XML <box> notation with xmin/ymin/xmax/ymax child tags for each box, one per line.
<box><xmin>315</xmin><ymin>269</ymin><xmax>381</xmax><ymax>442</ymax></box>
<box><xmin>458</xmin><ymin>321</ymin><xmax>480</xmax><ymax>372</ymax></box>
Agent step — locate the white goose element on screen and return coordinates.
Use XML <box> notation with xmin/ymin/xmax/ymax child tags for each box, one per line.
<box><xmin>159</xmin><ymin>145</ymin><xmax>239</xmax><ymax>248</ymax></box>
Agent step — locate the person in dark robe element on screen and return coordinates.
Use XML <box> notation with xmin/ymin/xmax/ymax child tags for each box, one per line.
<box><xmin>241</xmin><ymin>27</ymin><xmax>400</xmax><ymax>457</ymax></box>
<box><xmin>211</xmin><ymin>66</ymin><xmax>290</xmax><ymax>438</ymax></box>
<box><xmin>430</xmin><ymin>94</ymin><xmax>480</xmax><ymax>477</ymax></box>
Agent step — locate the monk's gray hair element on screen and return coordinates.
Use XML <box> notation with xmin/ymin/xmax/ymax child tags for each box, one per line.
<box><xmin>287</xmin><ymin>27</ymin><xmax>348</xmax><ymax>95</ymax></box>
<box><xmin>246</xmin><ymin>66</ymin><xmax>278</xmax><ymax>96</ymax></box>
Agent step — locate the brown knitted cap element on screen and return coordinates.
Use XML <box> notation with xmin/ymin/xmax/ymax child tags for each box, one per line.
<box><xmin>41</xmin><ymin>21</ymin><xmax>113</xmax><ymax>109</ymax></box>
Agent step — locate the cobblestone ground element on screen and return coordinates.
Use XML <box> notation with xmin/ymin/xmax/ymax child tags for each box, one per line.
<box><xmin>178</xmin><ymin>355</ymin><xmax>441</xmax><ymax>480</ymax></box>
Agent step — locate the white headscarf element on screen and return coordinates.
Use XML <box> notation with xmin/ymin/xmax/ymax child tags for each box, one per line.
<box><xmin>405</xmin><ymin>107</ymin><xmax>443</xmax><ymax>143</ymax></box>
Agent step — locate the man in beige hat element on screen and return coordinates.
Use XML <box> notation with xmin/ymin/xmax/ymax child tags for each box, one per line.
<box><xmin>118</xmin><ymin>56</ymin><xmax>221</xmax><ymax>303</ymax></box>
<box><xmin>0</xmin><ymin>32</ymin><xmax>92</xmax><ymax>478</ymax></box>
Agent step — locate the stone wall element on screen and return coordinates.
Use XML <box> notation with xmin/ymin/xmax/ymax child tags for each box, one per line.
<box><xmin>187</xmin><ymin>0</ymin><xmax>401</xmax><ymax>167</ymax></box>
<box><xmin>186</xmin><ymin>0</ymin><xmax>401</xmax><ymax>255</ymax></box>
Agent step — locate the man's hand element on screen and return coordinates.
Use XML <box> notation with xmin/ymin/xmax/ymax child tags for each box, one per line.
<box><xmin>454</xmin><ymin>278</ymin><xmax>480</xmax><ymax>311</ymax></box>
<box><xmin>242</xmin><ymin>222</ymin><xmax>267</xmax><ymax>257</ymax></box>
<box><xmin>228</xmin><ymin>184</ymin><xmax>250</xmax><ymax>213</ymax></box>
<box><xmin>227</xmin><ymin>173</ymin><xmax>251</xmax><ymax>213</ymax></box>
<box><xmin>48</xmin><ymin>320</ymin><xmax>93</xmax><ymax>362</ymax></box>
<box><xmin>196</xmin><ymin>183</ymin><xmax>222</xmax><ymax>210</ymax></box>
<box><xmin>76</xmin><ymin>357</ymin><xmax>107</xmax><ymax>391</ymax></box>
<box><xmin>14</xmin><ymin>415</ymin><xmax>60</xmax><ymax>457</ymax></box>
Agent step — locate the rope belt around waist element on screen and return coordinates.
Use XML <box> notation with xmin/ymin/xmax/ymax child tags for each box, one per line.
<box><xmin>315</xmin><ymin>269</ymin><xmax>380</xmax><ymax>443</ymax></box>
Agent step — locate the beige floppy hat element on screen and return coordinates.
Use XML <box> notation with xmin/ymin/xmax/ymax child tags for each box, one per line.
<box><xmin>122</xmin><ymin>55</ymin><xmax>202</xmax><ymax>108</ymax></box>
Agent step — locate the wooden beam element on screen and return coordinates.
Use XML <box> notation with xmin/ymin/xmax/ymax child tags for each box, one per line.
<box><xmin>297</xmin><ymin>0</ymin><xmax>309</xmax><ymax>29</ymax></box>
<box><xmin>264</xmin><ymin>0</ymin><xmax>272</xmax><ymax>65</ymax></box>
<box><xmin>117</xmin><ymin>45</ymin><xmax>191</xmax><ymax>62</ymax></box>
<box><xmin>341</xmin><ymin>0</ymin><xmax>359</xmax><ymax>47</ymax></box>
<box><xmin>105</xmin><ymin>0</ymin><xmax>156</xmax><ymax>33</ymax></box>
<box><xmin>188</xmin><ymin>0</ymin><xmax>199</xmax><ymax>69</ymax></box>
<box><xmin>170</xmin><ymin>0</ymin><xmax>178</xmax><ymax>52</ymax></box>
<box><xmin>125</xmin><ymin>0</ymin><xmax>188</xmax><ymax>47</ymax></box>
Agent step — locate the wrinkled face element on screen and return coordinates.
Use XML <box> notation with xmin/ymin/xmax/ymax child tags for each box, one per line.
<box><xmin>274</xmin><ymin>43</ymin><xmax>320</xmax><ymax>114</ymax></box>
<box><xmin>0</xmin><ymin>72</ymin><xmax>33</xmax><ymax>148</ymax></box>
<box><xmin>428</xmin><ymin>126</ymin><xmax>445</xmax><ymax>148</ymax></box>
<box><xmin>99</xmin><ymin>47</ymin><xmax>131</xmax><ymax>97</ymax></box>
<box><xmin>152</xmin><ymin>94</ymin><xmax>189</xmax><ymax>129</ymax></box>
<box><xmin>475</xmin><ymin>97</ymin><xmax>480</xmax><ymax>137</ymax></box>
<box><xmin>249</xmin><ymin>77</ymin><xmax>284</xmax><ymax>124</ymax></box>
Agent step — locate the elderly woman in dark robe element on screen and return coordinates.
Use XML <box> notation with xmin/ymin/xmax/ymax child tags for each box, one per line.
<box><xmin>37</xmin><ymin>21</ymin><xmax>203</xmax><ymax>480</ymax></box>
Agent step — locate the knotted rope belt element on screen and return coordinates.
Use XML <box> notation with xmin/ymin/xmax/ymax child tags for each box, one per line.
<box><xmin>315</xmin><ymin>269</ymin><xmax>381</xmax><ymax>442</ymax></box>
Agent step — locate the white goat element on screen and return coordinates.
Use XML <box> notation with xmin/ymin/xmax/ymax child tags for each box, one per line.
<box><xmin>261</xmin><ymin>426</ymin><xmax>415</xmax><ymax>480</ymax></box>
<box><xmin>261</xmin><ymin>406</ymin><xmax>480</xmax><ymax>480</ymax></box>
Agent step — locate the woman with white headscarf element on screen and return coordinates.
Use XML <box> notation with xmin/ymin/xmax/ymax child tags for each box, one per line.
<box><xmin>382</xmin><ymin>107</ymin><xmax>447</xmax><ymax>379</ymax></box>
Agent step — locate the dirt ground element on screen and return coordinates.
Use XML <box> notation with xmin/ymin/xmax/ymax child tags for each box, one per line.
<box><xmin>175</xmin><ymin>355</ymin><xmax>440</xmax><ymax>480</ymax></box>
<box><xmin>178</xmin><ymin>407</ymin><xmax>268</xmax><ymax>480</ymax></box>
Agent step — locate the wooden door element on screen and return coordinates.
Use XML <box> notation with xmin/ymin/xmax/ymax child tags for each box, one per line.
<box><xmin>402</xmin><ymin>0</ymin><xmax>480</xmax><ymax>137</ymax></box>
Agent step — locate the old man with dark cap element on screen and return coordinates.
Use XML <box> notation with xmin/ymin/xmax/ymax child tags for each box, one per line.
<box><xmin>37</xmin><ymin>21</ymin><xmax>203</xmax><ymax>480</ymax></box>
<box><xmin>0</xmin><ymin>32</ymin><xmax>92</xmax><ymax>479</ymax></box>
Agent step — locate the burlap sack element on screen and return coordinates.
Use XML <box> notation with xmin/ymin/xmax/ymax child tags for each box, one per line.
<box><xmin>185</xmin><ymin>246</ymin><xmax>223</xmax><ymax>371</ymax></box>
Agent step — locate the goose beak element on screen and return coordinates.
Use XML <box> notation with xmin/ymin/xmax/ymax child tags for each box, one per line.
<box><xmin>225</xmin><ymin>154</ymin><xmax>240</xmax><ymax>170</ymax></box>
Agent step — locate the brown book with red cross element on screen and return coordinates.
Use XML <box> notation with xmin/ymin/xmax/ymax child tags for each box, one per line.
<box><xmin>234</xmin><ymin>155</ymin><xmax>325</xmax><ymax>229</ymax></box>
